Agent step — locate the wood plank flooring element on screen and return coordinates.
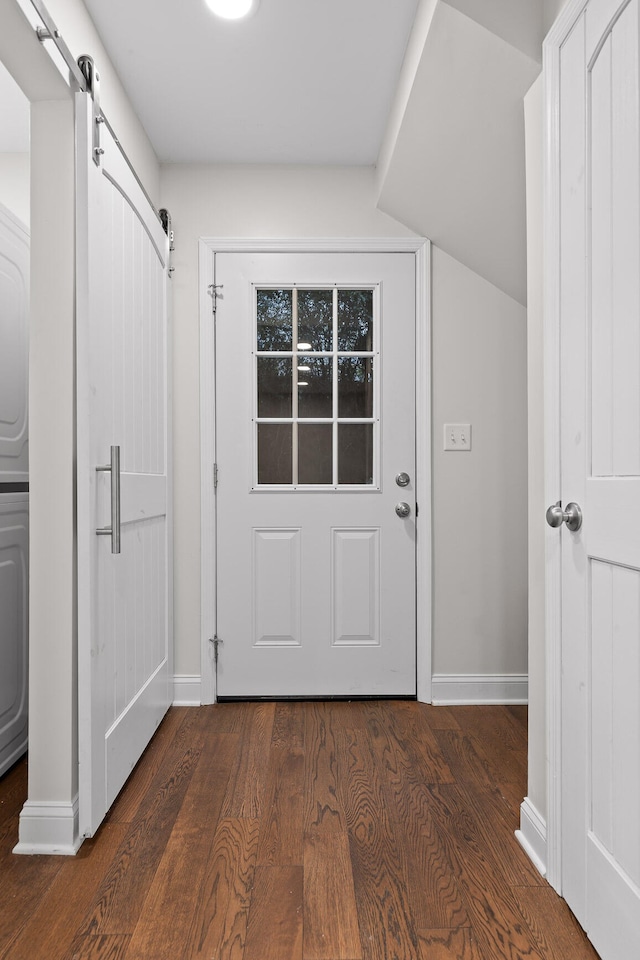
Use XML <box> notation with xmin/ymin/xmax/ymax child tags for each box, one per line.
<box><xmin>0</xmin><ymin>702</ymin><xmax>600</xmax><ymax>960</ymax></box>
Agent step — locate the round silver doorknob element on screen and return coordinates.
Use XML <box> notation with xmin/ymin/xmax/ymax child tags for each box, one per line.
<box><xmin>546</xmin><ymin>501</ymin><xmax>583</xmax><ymax>532</ymax></box>
<box><xmin>395</xmin><ymin>502</ymin><xmax>411</xmax><ymax>518</ymax></box>
<box><xmin>396</xmin><ymin>472</ymin><xmax>410</xmax><ymax>487</ymax></box>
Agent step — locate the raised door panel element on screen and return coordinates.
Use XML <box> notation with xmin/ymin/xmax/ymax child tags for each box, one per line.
<box><xmin>0</xmin><ymin>204</ymin><xmax>28</xmax><ymax>481</ymax></box>
<box><xmin>590</xmin><ymin>560</ymin><xmax>640</xmax><ymax>884</ymax></box>
<box><xmin>590</xmin><ymin>2</ymin><xmax>640</xmax><ymax>478</ymax></box>
<box><xmin>253</xmin><ymin>528</ymin><xmax>301</xmax><ymax>645</ymax></box>
<box><xmin>331</xmin><ymin>528</ymin><xmax>380</xmax><ymax>646</ymax></box>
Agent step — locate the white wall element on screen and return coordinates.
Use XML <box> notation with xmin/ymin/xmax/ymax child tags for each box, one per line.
<box><xmin>27</xmin><ymin>96</ymin><xmax>77</xmax><ymax>809</ymax></box>
<box><xmin>0</xmin><ymin>152</ymin><xmax>29</xmax><ymax>225</ymax></box>
<box><xmin>376</xmin><ymin>0</ymin><xmax>540</xmax><ymax>307</ymax></box>
<box><xmin>524</xmin><ymin>75</ymin><xmax>546</xmax><ymax>819</ymax></box>
<box><xmin>443</xmin><ymin>0</ymin><xmax>544</xmax><ymax>62</ymax></box>
<box><xmin>160</xmin><ymin>163</ymin><xmax>529</xmax><ymax>698</ymax></box>
<box><xmin>544</xmin><ymin>0</ymin><xmax>570</xmax><ymax>33</ymax></box>
<box><xmin>44</xmin><ymin>0</ymin><xmax>159</xmax><ymax>201</ymax></box>
<box><xmin>160</xmin><ymin>165</ymin><xmax>415</xmax><ymax>677</ymax></box>
<box><xmin>431</xmin><ymin>247</ymin><xmax>528</xmax><ymax>678</ymax></box>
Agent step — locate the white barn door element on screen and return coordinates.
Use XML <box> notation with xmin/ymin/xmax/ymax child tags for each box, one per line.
<box><xmin>76</xmin><ymin>92</ymin><xmax>172</xmax><ymax>837</ymax></box>
<box><xmin>552</xmin><ymin>1</ymin><xmax>640</xmax><ymax>957</ymax></box>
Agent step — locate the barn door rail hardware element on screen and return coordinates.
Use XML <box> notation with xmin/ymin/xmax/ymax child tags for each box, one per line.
<box><xmin>77</xmin><ymin>55</ymin><xmax>104</xmax><ymax>165</ymax></box>
<box><xmin>30</xmin><ymin>0</ymin><xmax>87</xmax><ymax>90</ymax></box>
<box><xmin>159</xmin><ymin>209</ymin><xmax>175</xmax><ymax>275</ymax></box>
<box><xmin>27</xmin><ymin>2</ymin><xmax>169</xmax><ymax>229</ymax></box>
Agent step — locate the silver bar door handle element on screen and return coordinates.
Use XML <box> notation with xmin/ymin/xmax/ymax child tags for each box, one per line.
<box><xmin>96</xmin><ymin>445</ymin><xmax>121</xmax><ymax>554</ymax></box>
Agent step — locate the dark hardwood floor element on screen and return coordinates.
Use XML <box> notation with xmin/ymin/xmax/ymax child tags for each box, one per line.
<box><xmin>0</xmin><ymin>701</ymin><xmax>600</xmax><ymax>959</ymax></box>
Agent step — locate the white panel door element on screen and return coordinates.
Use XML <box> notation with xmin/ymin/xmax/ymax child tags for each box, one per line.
<box><xmin>76</xmin><ymin>93</ymin><xmax>171</xmax><ymax>836</ymax></box>
<box><xmin>0</xmin><ymin>494</ymin><xmax>28</xmax><ymax>777</ymax></box>
<box><xmin>214</xmin><ymin>251</ymin><xmax>416</xmax><ymax>697</ymax></box>
<box><xmin>0</xmin><ymin>203</ymin><xmax>28</xmax><ymax>481</ymax></box>
<box><xmin>557</xmin><ymin>2</ymin><xmax>640</xmax><ymax>957</ymax></box>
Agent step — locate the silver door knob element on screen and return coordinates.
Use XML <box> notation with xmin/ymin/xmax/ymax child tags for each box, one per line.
<box><xmin>396</xmin><ymin>472</ymin><xmax>410</xmax><ymax>487</ymax></box>
<box><xmin>546</xmin><ymin>501</ymin><xmax>582</xmax><ymax>532</ymax></box>
<box><xmin>395</xmin><ymin>502</ymin><xmax>411</xmax><ymax>518</ymax></box>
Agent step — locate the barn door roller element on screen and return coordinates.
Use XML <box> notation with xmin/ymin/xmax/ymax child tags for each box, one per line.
<box><xmin>77</xmin><ymin>55</ymin><xmax>104</xmax><ymax>166</ymax></box>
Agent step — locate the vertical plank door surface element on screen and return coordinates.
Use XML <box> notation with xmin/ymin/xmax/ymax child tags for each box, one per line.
<box><xmin>76</xmin><ymin>91</ymin><xmax>172</xmax><ymax>838</ymax></box>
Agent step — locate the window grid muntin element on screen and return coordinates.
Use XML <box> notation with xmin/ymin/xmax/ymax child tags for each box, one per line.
<box><xmin>253</xmin><ymin>284</ymin><xmax>379</xmax><ymax>489</ymax></box>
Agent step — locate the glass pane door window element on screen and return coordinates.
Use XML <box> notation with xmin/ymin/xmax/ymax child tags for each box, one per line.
<box><xmin>254</xmin><ymin>286</ymin><xmax>378</xmax><ymax>488</ymax></box>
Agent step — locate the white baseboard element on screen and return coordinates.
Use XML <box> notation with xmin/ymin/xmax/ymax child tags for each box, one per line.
<box><xmin>13</xmin><ymin>797</ymin><xmax>82</xmax><ymax>856</ymax></box>
<box><xmin>515</xmin><ymin>796</ymin><xmax>547</xmax><ymax>877</ymax></box>
<box><xmin>173</xmin><ymin>674</ymin><xmax>202</xmax><ymax>706</ymax></box>
<box><xmin>431</xmin><ymin>673</ymin><xmax>528</xmax><ymax>705</ymax></box>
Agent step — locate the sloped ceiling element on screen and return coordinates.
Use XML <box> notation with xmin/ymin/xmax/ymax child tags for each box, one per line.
<box><xmin>377</xmin><ymin>0</ymin><xmax>541</xmax><ymax>305</ymax></box>
<box><xmin>443</xmin><ymin>0</ymin><xmax>544</xmax><ymax>61</ymax></box>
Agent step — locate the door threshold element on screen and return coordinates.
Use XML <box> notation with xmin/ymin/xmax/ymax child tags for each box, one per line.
<box><xmin>216</xmin><ymin>694</ymin><xmax>418</xmax><ymax>702</ymax></box>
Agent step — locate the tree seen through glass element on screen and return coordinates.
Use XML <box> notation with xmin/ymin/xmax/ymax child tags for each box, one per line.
<box><xmin>256</xmin><ymin>287</ymin><xmax>376</xmax><ymax>484</ymax></box>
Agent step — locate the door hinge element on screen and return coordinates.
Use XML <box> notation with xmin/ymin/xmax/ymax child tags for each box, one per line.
<box><xmin>213</xmin><ymin>463</ymin><xmax>218</xmax><ymax>488</ymax></box>
<box><xmin>209</xmin><ymin>635</ymin><xmax>223</xmax><ymax>664</ymax></box>
<box><xmin>207</xmin><ymin>284</ymin><xmax>224</xmax><ymax>315</ymax></box>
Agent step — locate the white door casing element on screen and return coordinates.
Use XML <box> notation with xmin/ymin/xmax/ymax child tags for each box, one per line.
<box><xmin>545</xmin><ymin>2</ymin><xmax>640</xmax><ymax>958</ymax></box>
<box><xmin>76</xmin><ymin>93</ymin><xmax>172</xmax><ymax>837</ymax></box>
<box><xmin>200</xmin><ymin>239</ymin><xmax>431</xmax><ymax>703</ymax></box>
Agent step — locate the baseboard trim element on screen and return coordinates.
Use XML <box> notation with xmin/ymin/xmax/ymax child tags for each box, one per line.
<box><xmin>173</xmin><ymin>674</ymin><xmax>202</xmax><ymax>706</ymax></box>
<box><xmin>13</xmin><ymin>797</ymin><xmax>82</xmax><ymax>856</ymax></box>
<box><xmin>431</xmin><ymin>673</ymin><xmax>528</xmax><ymax>705</ymax></box>
<box><xmin>515</xmin><ymin>797</ymin><xmax>547</xmax><ymax>877</ymax></box>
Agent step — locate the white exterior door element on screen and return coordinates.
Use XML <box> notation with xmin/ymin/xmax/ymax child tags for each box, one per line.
<box><xmin>554</xmin><ymin>1</ymin><xmax>640</xmax><ymax>957</ymax></box>
<box><xmin>76</xmin><ymin>93</ymin><xmax>172</xmax><ymax>837</ymax></box>
<box><xmin>212</xmin><ymin>250</ymin><xmax>417</xmax><ymax>698</ymax></box>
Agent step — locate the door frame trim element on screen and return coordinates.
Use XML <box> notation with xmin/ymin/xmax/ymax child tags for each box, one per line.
<box><xmin>199</xmin><ymin>237</ymin><xmax>432</xmax><ymax>705</ymax></box>
<box><xmin>543</xmin><ymin>0</ymin><xmax>590</xmax><ymax>895</ymax></box>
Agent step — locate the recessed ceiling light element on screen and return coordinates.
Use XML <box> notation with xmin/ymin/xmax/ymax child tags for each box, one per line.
<box><xmin>204</xmin><ymin>0</ymin><xmax>259</xmax><ymax>19</ymax></box>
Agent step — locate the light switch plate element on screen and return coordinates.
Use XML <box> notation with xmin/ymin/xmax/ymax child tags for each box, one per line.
<box><xmin>444</xmin><ymin>423</ymin><xmax>471</xmax><ymax>451</ymax></box>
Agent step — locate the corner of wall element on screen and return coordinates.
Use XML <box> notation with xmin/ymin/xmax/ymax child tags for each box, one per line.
<box><xmin>173</xmin><ymin>674</ymin><xmax>202</xmax><ymax>707</ymax></box>
<box><xmin>375</xmin><ymin>0</ymin><xmax>439</xmax><ymax>201</ymax></box>
<box><xmin>516</xmin><ymin>796</ymin><xmax>547</xmax><ymax>877</ymax></box>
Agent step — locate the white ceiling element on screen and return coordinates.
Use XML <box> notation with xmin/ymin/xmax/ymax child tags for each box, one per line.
<box><xmin>81</xmin><ymin>0</ymin><xmax>420</xmax><ymax>165</ymax></box>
